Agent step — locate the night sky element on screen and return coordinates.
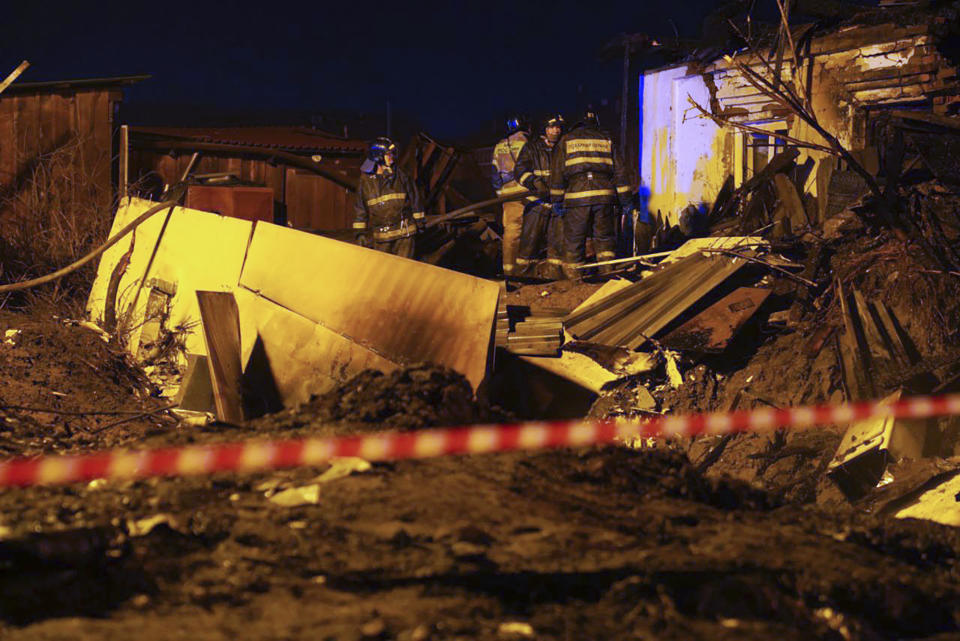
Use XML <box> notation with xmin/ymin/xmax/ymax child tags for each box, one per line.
<box><xmin>3</xmin><ymin>1</ymin><xmax>719</xmax><ymax>141</ymax></box>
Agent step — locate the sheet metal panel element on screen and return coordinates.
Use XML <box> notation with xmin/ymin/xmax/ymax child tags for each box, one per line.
<box><xmin>239</xmin><ymin>222</ymin><xmax>499</xmax><ymax>391</ymax></box>
<box><xmin>234</xmin><ymin>288</ymin><xmax>399</xmax><ymax>405</ymax></box>
<box><xmin>661</xmin><ymin>287</ymin><xmax>771</xmax><ymax>352</ymax></box>
<box><xmin>565</xmin><ymin>253</ymin><xmax>748</xmax><ymax>350</ymax></box>
<box><xmin>87</xmin><ymin>198</ymin><xmax>254</xmax><ymax>360</ymax></box>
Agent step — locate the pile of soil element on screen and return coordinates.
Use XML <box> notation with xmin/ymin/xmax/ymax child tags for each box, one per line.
<box><xmin>251</xmin><ymin>364</ymin><xmax>497</xmax><ymax>435</ymax></box>
<box><xmin>0</xmin><ymin>310</ymin><xmax>172</xmax><ymax>456</ymax></box>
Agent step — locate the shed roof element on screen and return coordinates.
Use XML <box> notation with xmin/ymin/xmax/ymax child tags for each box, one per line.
<box><xmin>132</xmin><ymin>126</ymin><xmax>368</xmax><ymax>154</ymax></box>
<box><xmin>2</xmin><ymin>74</ymin><xmax>151</xmax><ymax>95</ymax></box>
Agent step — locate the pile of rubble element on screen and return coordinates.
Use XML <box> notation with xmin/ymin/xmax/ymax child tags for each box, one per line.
<box><xmin>499</xmin><ymin>131</ymin><xmax>960</xmax><ymax>518</ymax></box>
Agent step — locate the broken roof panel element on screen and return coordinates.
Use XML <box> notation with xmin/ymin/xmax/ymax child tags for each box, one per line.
<box><xmin>564</xmin><ymin>252</ymin><xmax>749</xmax><ymax>351</ymax></box>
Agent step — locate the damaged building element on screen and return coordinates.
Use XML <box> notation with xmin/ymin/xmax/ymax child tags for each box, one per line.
<box><xmin>641</xmin><ymin>17</ymin><xmax>960</xmax><ymax>225</ymax></box>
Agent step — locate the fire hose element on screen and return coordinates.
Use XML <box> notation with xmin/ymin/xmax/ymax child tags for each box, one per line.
<box><xmin>0</xmin><ymin>196</ymin><xmax>182</xmax><ymax>294</ymax></box>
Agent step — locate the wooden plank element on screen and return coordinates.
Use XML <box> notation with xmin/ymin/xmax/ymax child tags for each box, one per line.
<box><xmin>240</xmin><ymin>158</ymin><xmax>254</xmax><ymax>182</ymax></box>
<box><xmin>809</xmin><ymin>24</ymin><xmax>929</xmax><ymax>56</ymax></box>
<box><xmin>839</xmin><ymin>62</ymin><xmax>939</xmax><ymax>87</ymax></box>
<box><xmin>0</xmin><ymin>61</ymin><xmax>29</xmax><ymax>96</ymax></box>
<box><xmin>38</xmin><ymin>94</ymin><xmax>57</xmax><ymax>152</ymax></box>
<box><xmin>815</xmin><ymin>157</ymin><xmax>835</xmax><ymax>224</ymax></box>
<box><xmin>774</xmin><ymin>173</ymin><xmax>808</xmax><ymax>229</ymax></box>
<box><xmin>844</xmin><ymin>73</ymin><xmax>934</xmax><ymax>93</ymax></box>
<box><xmin>336</xmin><ymin>183</ymin><xmax>352</xmax><ymax>228</ymax></box>
<box><xmin>0</xmin><ymin>97</ymin><xmax>17</xmax><ymax>185</ymax></box>
<box><xmin>196</xmin><ymin>290</ymin><xmax>245</xmax><ymax>424</ymax></box>
<box><xmin>852</xmin><ymin>84</ymin><xmax>927</xmax><ymax>104</ymax></box>
<box><xmin>14</xmin><ymin>94</ymin><xmax>39</xmax><ymax>180</ymax></box>
<box><xmin>285</xmin><ymin>167</ymin><xmax>309</xmax><ymax>228</ymax></box>
<box><xmin>74</xmin><ymin>91</ymin><xmax>97</xmax><ymax>179</ymax></box>
<box><xmin>119</xmin><ymin>125</ymin><xmax>129</xmax><ymax>198</ymax></box>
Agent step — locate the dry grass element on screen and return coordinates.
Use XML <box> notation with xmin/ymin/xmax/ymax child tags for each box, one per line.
<box><xmin>0</xmin><ymin>135</ymin><xmax>115</xmax><ymax>310</ymax></box>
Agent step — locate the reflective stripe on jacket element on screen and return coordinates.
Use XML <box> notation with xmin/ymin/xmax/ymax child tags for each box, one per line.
<box><xmin>354</xmin><ymin>168</ymin><xmax>423</xmax><ymax>232</ymax></box>
<box><xmin>514</xmin><ymin>136</ymin><xmax>555</xmax><ymax>208</ymax></box>
<box><xmin>549</xmin><ymin>125</ymin><xmax>631</xmax><ymax>208</ymax></box>
<box><xmin>491</xmin><ymin>131</ymin><xmax>528</xmax><ymax>197</ymax></box>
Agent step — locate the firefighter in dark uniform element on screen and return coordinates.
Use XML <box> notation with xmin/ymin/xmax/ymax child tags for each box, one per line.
<box><xmin>549</xmin><ymin>110</ymin><xmax>632</xmax><ymax>278</ymax></box>
<box><xmin>514</xmin><ymin>114</ymin><xmax>565</xmax><ymax>280</ymax></box>
<box><xmin>353</xmin><ymin>137</ymin><xmax>424</xmax><ymax>258</ymax></box>
<box><xmin>491</xmin><ymin>115</ymin><xmax>530</xmax><ymax>279</ymax></box>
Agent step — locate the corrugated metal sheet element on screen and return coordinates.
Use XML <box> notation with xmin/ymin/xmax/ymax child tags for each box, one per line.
<box><xmin>564</xmin><ymin>253</ymin><xmax>748</xmax><ymax>350</ymax></box>
<box><xmin>133</xmin><ymin>126</ymin><xmax>367</xmax><ymax>154</ymax></box>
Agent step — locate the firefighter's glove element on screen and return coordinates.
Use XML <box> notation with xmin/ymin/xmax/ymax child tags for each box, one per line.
<box><xmin>356</xmin><ymin>232</ymin><xmax>371</xmax><ymax>248</ymax></box>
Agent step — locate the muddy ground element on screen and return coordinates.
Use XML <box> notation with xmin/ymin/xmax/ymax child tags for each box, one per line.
<box><xmin>2</xmin><ymin>236</ymin><xmax>960</xmax><ymax>639</ymax></box>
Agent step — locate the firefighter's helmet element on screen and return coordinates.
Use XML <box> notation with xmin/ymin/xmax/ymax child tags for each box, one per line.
<box><xmin>362</xmin><ymin>136</ymin><xmax>398</xmax><ymax>173</ymax></box>
<box><xmin>544</xmin><ymin>114</ymin><xmax>565</xmax><ymax>133</ymax></box>
<box><xmin>368</xmin><ymin>136</ymin><xmax>397</xmax><ymax>163</ymax></box>
<box><xmin>583</xmin><ymin>110</ymin><xmax>600</xmax><ymax>128</ymax></box>
<box><xmin>506</xmin><ymin>114</ymin><xmax>529</xmax><ymax>134</ymax></box>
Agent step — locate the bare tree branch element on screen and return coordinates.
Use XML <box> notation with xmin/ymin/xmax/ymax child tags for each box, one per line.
<box><xmin>686</xmin><ymin>96</ymin><xmax>836</xmax><ymax>154</ymax></box>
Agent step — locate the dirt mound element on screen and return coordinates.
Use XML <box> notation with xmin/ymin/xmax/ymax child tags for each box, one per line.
<box><xmin>252</xmin><ymin>364</ymin><xmax>495</xmax><ymax>434</ymax></box>
<box><xmin>0</xmin><ymin>310</ymin><xmax>171</xmax><ymax>456</ymax></box>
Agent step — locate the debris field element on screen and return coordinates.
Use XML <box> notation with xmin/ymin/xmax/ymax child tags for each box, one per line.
<box><xmin>3</xmin><ymin>3</ymin><xmax>960</xmax><ymax>639</ymax></box>
<box><xmin>4</xmin><ymin>186</ymin><xmax>960</xmax><ymax>639</ymax></box>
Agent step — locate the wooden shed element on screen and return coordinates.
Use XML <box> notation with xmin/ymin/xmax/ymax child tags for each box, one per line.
<box><xmin>128</xmin><ymin>127</ymin><xmax>367</xmax><ymax>230</ymax></box>
<box><xmin>0</xmin><ymin>75</ymin><xmax>149</xmax><ymax>213</ymax></box>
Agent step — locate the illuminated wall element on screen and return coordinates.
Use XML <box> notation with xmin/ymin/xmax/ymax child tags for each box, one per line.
<box><xmin>639</xmin><ymin>24</ymin><xmax>959</xmax><ymax>227</ymax></box>
<box><xmin>640</xmin><ymin>65</ymin><xmax>730</xmax><ymax>225</ymax></box>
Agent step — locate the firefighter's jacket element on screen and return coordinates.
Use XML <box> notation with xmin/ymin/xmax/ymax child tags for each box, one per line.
<box><xmin>353</xmin><ymin>167</ymin><xmax>423</xmax><ymax>241</ymax></box>
<box><xmin>491</xmin><ymin>131</ymin><xmax>530</xmax><ymax>200</ymax></box>
<box><xmin>514</xmin><ymin>136</ymin><xmax>556</xmax><ymax>208</ymax></box>
<box><xmin>549</xmin><ymin>125</ymin><xmax>631</xmax><ymax>209</ymax></box>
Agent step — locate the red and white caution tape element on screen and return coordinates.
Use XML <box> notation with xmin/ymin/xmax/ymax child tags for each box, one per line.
<box><xmin>2</xmin><ymin>394</ymin><xmax>960</xmax><ymax>488</ymax></box>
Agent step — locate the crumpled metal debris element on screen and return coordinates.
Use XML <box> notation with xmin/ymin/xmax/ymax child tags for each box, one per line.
<box><xmin>126</xmin><ymin>513</ymin><xmax>180</xmax><ymax>537</ymax></box>
<box><xmin>312</xmin><ymin>457</ymin><xmax>371</xmax><ymax>483</ymax></box>
<box><xmin>264</xmin><ymin>457</ymin><xmax>371</xmax><ymax>507</ymax></box>
<box><xmin>269</xmin><ymin>484</ymin><xmax>321</xmax><ymax>507</ymax></box>
<box><xmin>665</xmin><ymin>351</ymin><xmax>684</xmax><ymax>388</ymax></box>
<box><xmin>498</xmin><ymin>622</ymin><xmax>535</xmax><ymax>638</ymax></box>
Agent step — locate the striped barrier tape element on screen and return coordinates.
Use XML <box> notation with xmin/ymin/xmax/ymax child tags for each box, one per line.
<box><xmin>2</xmin><ymin>394</ymin><xmax>960</xmax><ymax>488</ymax></box>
